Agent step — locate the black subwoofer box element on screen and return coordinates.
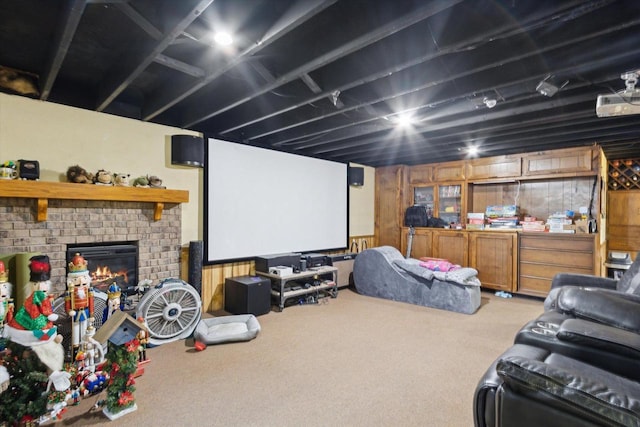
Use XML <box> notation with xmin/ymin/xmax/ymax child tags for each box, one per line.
<box><xmin>224</xmin><ymin>275</ymin><xmax>271</xmax><ymax>316</ymax></box>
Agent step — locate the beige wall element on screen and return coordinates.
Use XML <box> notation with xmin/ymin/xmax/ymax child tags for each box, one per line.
<box><xmin>0</xmin><ymin>93</ymin><xmax>375</xmax><ymax>245</ymax></box>
<box><xmin>349</xmin><ymin>163</ymin><xmax>375</xmax><ymax>236</ymax></box>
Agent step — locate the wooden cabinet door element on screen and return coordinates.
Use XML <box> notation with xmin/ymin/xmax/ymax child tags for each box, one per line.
<box><xmin>466</xmin><ymin>155</ymin><xmax>521</xmax><ymax>180</ymax></box>
<box><xmin>434</xmin><ymin>161</ymin><xmax>465</xmax><ymax>181</ymax></box>
<box><xmin>469</xmin><ymin>232</ymin><xmax>516</xmax><ymax>291</ymax></box>
<box><xmin>375</xmin><ymin>166</ymin><xmax>405</xmax><ymax>249</ymax></box>
<box><xmin>607</xmin><ymin>191</ymin><xmax>640</xmax><ymax>252</ymax></box>
<box><xmin>408</xmin><ymin>164</ymin><xmax>434</xmax><ymax>184</ymax></box>
<box><xmin>401</xmin><ymin>228</ymin><xmax>433</xmax><ymax>259</ymax></box>
<box><xmin>522</xmin><ymin>147</ymin><xmax>595</xmax><ymax>177</ymax></box>
<box><xmin>432</xmin><ymin>230</ymin><xmax>468</xmax><ymax>266</ymax></box>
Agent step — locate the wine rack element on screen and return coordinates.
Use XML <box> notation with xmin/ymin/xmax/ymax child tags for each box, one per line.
<box><xmin>608</xmin><ymin>159</ymin><xmax>640</xmax><ymax>190</ymax></box>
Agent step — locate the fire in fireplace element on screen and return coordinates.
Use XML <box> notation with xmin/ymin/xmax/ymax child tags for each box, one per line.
<box><xmin>66</xmin><ymin>242</ymin><xmax>138</xmax><ymax>294</ymax></box>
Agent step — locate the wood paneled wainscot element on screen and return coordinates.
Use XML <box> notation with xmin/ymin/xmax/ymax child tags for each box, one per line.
<box><xmin>469</xmin><ymin>231</ymin><xmax>517</xmax><ymax>292</ymax></box>
<box><xmin>519</xmin><ymin>233</ymin><xmax>595</xmax><ymax>297</ymax></box>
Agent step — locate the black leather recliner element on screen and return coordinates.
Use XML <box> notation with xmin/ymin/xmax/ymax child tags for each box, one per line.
<box><xmin>544</xmin><ymin>254</ymin><xmax>640</xmax><ymax>311</ymax></box>
<box><xmin>474</xmin><ymin>262</ymin><xmax>640</xmax><ymax>427</ymax></box>
<box><xmin>515</xmin><ymin>287</ymin><xmax>640</xmax><ymax>380</ymax></box>
<box><xmin>474</xmin><ymin>343</ymin><xmax>640</xmax><ymax>427</ymax></box>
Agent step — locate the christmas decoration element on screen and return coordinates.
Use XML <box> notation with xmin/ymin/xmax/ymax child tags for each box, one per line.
<box><xmin>3</xmin><ymin>255</ymin><xmax>60</xmax><ymax>349</ymax></box>
<box><xmin>65</xmin><ymin>253</ymin><xmax>95</xmax><ymax>357</ymax></box>
<box><xmin>0</xmin><ymin>340</ymin><xmax>51</xmax><ymax>424</ymax></box>
<box><xmin>102</xmin><ymin>338</ymin><xmax>139</xmax><ymax>420</ymax></box>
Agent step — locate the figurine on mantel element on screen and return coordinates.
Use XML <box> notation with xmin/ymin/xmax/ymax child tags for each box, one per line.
<box><xmin>113</xmin><ymin>173</ymin><xmax>130</xmax><ymax>186</ymax></box>
<box><xmin>93</xmin><ymin>169</ymin><xmax>114</xmax><ymax>185</ymax></box>
<box><xmin>66</xmin><ymin>165</ymin><xmax>94</xmax><ymax>184</ymax></box>
<box><xmin>132</xmin><ymin>175</ymin><xmax>164</xmax><ymax>188</ymax></box>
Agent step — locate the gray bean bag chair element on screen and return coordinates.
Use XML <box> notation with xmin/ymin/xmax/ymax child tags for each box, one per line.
<box><xmin>353</xmin><ymin>246</ymin><xmax>481</xmax><ymax>314</ymax></box>
<box><xmin>193</xmin><ymin>314</ymin><xmax>261</xmax><ymax>345</ymax></box>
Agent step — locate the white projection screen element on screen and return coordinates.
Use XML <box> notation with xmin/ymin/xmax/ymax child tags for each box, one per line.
<box><xmin>205</xmin><ymin>138</ymin><xmax>348</xmax><ymax>263</ymax></box>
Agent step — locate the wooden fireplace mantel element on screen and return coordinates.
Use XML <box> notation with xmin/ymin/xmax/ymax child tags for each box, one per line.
<box><xmin>0</xmin><ymin>180</ymin><xmax>189</xmax><ymax>221</ymax></box>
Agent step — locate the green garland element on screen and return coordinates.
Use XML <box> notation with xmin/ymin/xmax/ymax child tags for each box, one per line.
<box><xmin>103</xmin><ymin>339</ymin><xmax>139</xmax><ymax>414</ymax></box>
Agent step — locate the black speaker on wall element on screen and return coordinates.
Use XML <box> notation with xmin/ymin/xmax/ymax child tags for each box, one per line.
<box><xmin>348</xmin><ymin>166</ymin><xmax>364</xmax><ymax>186</ymax></box>
<box><xmin>171</xmin><ymin>134</ymin><xmax>204</xmax><ymax>167</ymax></box>
<box><xmin>188</xmin><ymin>240</ymin><xmax>203</xmax><ymax>295</ymax></box>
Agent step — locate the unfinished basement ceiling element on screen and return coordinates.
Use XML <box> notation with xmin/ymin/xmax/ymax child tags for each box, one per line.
<box><xmin>0</xmin><ymin>0</ymin><xmax>639</xmax><ymax>167</ymax></box>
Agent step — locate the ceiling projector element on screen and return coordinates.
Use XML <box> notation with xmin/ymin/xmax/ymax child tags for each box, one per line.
<box><xmin>596</xmin><ymin>71</ymin><xmax>640</xmax><ymax>117</ymax></box>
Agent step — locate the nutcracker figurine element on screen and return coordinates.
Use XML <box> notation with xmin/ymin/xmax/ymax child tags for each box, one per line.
<box><xmin>103</xmin><ymin>283</ymin><xmax>122</xmax><ymax>321</ymax></box>
<box><xmin>65</xmin><ymin>253</ymin><xmax>95</xmax><ymax>356</ymax></box>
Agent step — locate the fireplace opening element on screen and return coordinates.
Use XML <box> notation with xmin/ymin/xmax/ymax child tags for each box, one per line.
<box><xmin>66</xmin><ymin>242</ymin><xmax>138</xmax><ymax>294</ymax></box>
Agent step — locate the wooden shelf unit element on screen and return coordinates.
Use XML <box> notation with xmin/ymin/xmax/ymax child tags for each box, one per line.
<box><xmin>0</xmin><ymin>180</ymin><xmax>189</xmax><ymax>221</ymax></box>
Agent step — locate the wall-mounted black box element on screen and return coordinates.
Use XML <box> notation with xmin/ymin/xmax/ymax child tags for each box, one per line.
<box><xmin>224</xmin><ymin>275</ymin><xmax>271</xmax><ymax>316</ymax></box>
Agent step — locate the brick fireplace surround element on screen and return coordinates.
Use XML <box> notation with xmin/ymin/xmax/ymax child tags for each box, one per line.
<box><xmin>0</xmin><ymin>197</ymin><xmax>183</xmax><ymax>296</ymax></box>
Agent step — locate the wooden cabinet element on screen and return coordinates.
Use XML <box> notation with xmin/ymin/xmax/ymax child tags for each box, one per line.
<box><xmin>375</xmin><ymin>165</ymin><xmax>405</xmax><ymax>249</ymax></box>
<box><xmin>518</xmin><ymin>233</ymin><xmax>595</xmax><ymax>297</ymax></box>
<box><xmin>411</xmin><ymin>183</ymin><xmax>464</xmax><ymax>225</ymax></box>
<box><xmin>469</xmin><ymin>232</ymin><xmax>517</xmax><ymax>292</ymax></box>
<box><xmin>522</xmin><ymin>147</ymin><xmax>596</xmax><ymax>177</ymax></box>
<box><xmin>466</xmin><ymin>155</ymin><xmax>522</xmax><ymax>181</ymax></box>
<box><xmin>401</xmin><ymin>227</ymin><xmax>434</xmax><ymax>259</ymax></box>
<box><xmin>607</xmin><ymin>191</ymin><xmax>640</xmax><ymax>252</ymax></box>
<box><xmin>432</xmin><ymin>230</ymin><xmax>468</xmax><ymax>266</ymax></box>
<box><xmin>434</xmin><ymin>161</ymin><xmax>465</xmax><ymax>181</ymax></box>
<box><xmin>408</xmin><ymin>164</ymin><xmax>434</xmax><ymax>184</ymax></box>
<box><xmin>401</xmin><ymin>228</ymin><xmax>467</xmax><ymax>266</ymax></box>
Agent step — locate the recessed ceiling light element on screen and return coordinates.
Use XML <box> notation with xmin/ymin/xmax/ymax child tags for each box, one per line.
<box><xmin>393</xmin><ymin>113</ymin><xmax>418</xmax><ymax>128</ymax></box>
<box><xmin>213</xmin><ymin>31</ymin><xmax>233</xmax><ymax>46</ymax></box>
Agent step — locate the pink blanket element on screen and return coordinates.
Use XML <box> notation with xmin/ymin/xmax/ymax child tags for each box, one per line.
<box><xmin>419</xmin><ymin>259</ymin><xmax>461</xmax><ymax>272</ymax></box>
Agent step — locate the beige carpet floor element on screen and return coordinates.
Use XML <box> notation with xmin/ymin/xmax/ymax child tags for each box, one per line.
<box><xmin>56</xmin><ymin>289</ymin><xmax>543</xmax><ymax>426</ymax></box>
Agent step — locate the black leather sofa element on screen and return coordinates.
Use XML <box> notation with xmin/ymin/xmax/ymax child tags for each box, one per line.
<box><xmin>474</xmin><ymin>259</ymin><xmax>640</xmax><ymax>427</ymax></box>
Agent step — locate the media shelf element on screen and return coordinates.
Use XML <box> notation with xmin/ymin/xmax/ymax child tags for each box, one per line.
<box><xmin>256</xmin><ymin>265</ymin><xmax>338</xmax><ymax>311</ymax></box>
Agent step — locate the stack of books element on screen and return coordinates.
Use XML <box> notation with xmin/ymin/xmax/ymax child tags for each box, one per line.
<box><xmin>485</xmin><ymin>205</ymin><xmax>520</xmax><ymax>229</ymax></box>
<box><xmin>466</xmin><ymin>212</ymin><xmax>485</xmax><ymax>230</ymax></box>
<box><xmin>547</xmin><ymin>213</ymin><xmax>575</xmax><ymax>233</ymax></box>
<box><xmin>521</xmin><ymin>216</ymin><xmax>546</xmax><ymax>232</ymax></box>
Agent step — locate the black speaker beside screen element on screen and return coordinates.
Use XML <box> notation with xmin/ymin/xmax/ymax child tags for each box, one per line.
<box><xmin>348</xmin><ymin>166</ymin><xmax>364</xmax><ymax>186</ymax></box>
<box><xmin>171</xmin><ymin>134</ymin><xmax>204</xmax><ymax>167</ymax></box>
